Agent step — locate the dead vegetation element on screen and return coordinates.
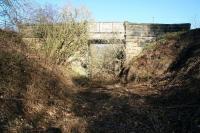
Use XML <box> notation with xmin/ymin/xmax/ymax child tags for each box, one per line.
<box><xmin>126</xmin><ymin>32</ymin><xmax>185</xmax><ymax>82</ymax></box>
<box><xmin>0</xmin><ymin>28</ymin><xmax>200</xmax><ymax>133</ymax></box>
<box><xmin>0</xmin><ymin>30</ymin><xmax>87</xmax><ymax>132</ymax></box>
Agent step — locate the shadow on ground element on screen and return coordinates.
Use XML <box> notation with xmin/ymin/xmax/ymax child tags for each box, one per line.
<box><xmin>1</xmin><ymin>29</ymin><xmax>200</xmax><ymax>133</ymax></box>
<box><xmin>70</xmin><ymin>83</ymin><xmax>200</xmax><ymax>133</ymax></box>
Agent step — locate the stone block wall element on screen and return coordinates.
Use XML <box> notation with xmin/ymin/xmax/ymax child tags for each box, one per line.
<box><xmin>89</xmin><ymin>22</ymin><xmax>190</xmax><ymax>79</ymax></box>
<box><xmin>19</xmin><ymin>22</ymin><xmax>191</xmax><ymax>79</ymax></box>
<box><xmin>88</xmin><ymin>22</ymin><xmax>124</xmax><ymax>40</ymax></box>
<box><xmin>124</xmin><ymin>22</ymin><xmax>191</xmax><ymax>63</ymax></box>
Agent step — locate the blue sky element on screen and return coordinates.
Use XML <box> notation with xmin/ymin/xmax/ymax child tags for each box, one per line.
<box><xmin>35</xmin><ymin>0</ymin><xmax>200</xmax><ymax>28</ymax></box>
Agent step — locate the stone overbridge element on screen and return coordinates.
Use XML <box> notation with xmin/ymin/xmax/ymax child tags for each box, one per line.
<box><xmin>88</xmin><ymin>22</ymin><xmax>190</xmax><ymax>80</ymax></box>
<box><xmin>19</xmin><ymin>22</ymin><xmax>191</xmax><ymax>80</ymax></box>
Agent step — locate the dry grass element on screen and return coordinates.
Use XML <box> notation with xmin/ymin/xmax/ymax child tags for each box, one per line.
<box><xmin>127</xmin><ymin>32</ymin><xmax>186</xmax><ymax>83</ymax></box>
<box><xmin>0</xmin><ymin>29</ymin><xmax>200</xmax><ymax>132</ymax></box>
<box><xmin>0</xmin><ymin>29</ymin><xmax>87</xmax><ymax>132</ymax></box>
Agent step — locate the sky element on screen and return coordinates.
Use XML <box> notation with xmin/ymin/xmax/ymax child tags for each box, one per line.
<box><xmin>35</xmin><ymin>0</ymin><xmax>200</xmax><ymax>28</ymax></box>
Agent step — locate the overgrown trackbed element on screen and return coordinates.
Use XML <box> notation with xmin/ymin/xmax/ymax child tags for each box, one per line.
<box><xmin>0</xmin><ymin>29</ymin><xmax>200</xmax><ymax>133</ymax></box>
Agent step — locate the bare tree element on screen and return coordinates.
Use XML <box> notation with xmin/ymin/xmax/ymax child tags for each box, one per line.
<box><xmin>28</xmin><ymin>3</ymin><xmax>59</xmax><ymax>24</ymax></box>
<box><xmin>22</xmin><ymin>3</ymin><xmax>91</xmax><ymax>65</ymax></box>
<box><xmin>0</xmin><ymin>0</ymin><xmax>28</xmax><ymax>29</ymax></box>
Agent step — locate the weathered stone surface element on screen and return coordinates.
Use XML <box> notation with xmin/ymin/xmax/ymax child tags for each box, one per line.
<box><xmin>89</xmin><ymin>32</ymin><xmax>124</xmax><ymax>40</ymax></box>
<box><xmin>88</xmin><ymin>22</ymin><xmax>124</xmax><ymax>33</ymax></box>
<box><xmin>125</xmin><ymin>46</ymin><xmax>143</xmax><ymax>59</ymax></box>
<box><xmin>124</xmin><ymin>22</ymin><xmax>191</xmax><ymax>66</ymax></box>
<box><xmin>19</xmin><ymin>22</ymin><xmax>191</xmax><ymax>79</ymax></box>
